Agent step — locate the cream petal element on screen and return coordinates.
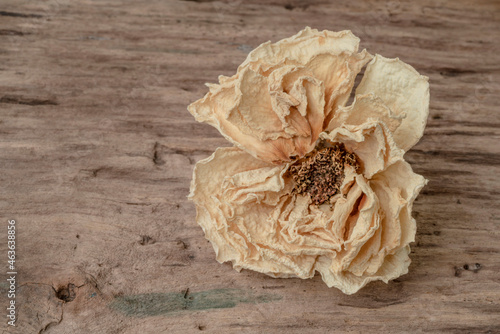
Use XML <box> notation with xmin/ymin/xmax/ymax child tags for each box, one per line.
<box><xmin>288</xmin><ymin>77</ymin><xmax>326</xmax><ymax>155</ymax></box>
<box><xmin>276</xmin><ymin>195</ymin><xmax>342</xmax><ymax>255</ymax></box>
<box><xmin>190</xmin><ymin>137</ymin><xmax>426</xmax><ymax>293</ymax></box>
<box><xmin>306</xmin><ymin>51</ymin><xmax>372</xmax><ymax>126</ymax></box>
<box><xmin>321</xmin><ymin>121</ymin><xmax>405</xmax><ymax>179</ymax></box>
<box><xmin>243</xmin><ymin>28</ymin><xmax>372</xmax><ymax>127</ymax></box>
<box><xmin>370</xmin><ymin>160</ymin><xmax>428</xmax><ymax>250</ymax></box>
<box><xmin>315</xmin><ymin>161</ymin><xmax>426</xmax><ymax>290</ymax></box>
<box><xmin>189</xmin><ymin>147</ymin><xmax>320</xmax><ymax>278</ymax></box>
<box><xmin>331</xmin><ymin>174</ymin><xmax>380</xmax><ymax>273</ymax></box>
<box><xmin>189</xmin><ymin>27</ymin><xmax>372</xmax><ymax>164</ymax></box>
<box><xmin>189</xmin><ymin>90</ymin><xmax>293</xmax><ymax>163</ymax></box>
<box><xmin>189</xmin><ymin>147</ymin><xmax>281</xmax><ymax>263</ymax></box>
<box><xmin>316</xmin><ymin>245</ymin><xmax>411</xmax><ymax>295</ymax></box>
<box><xmin>355</xmin><ymin>55</ymin><xmax>430</xmax><ymax>152</ymax></box>
<box><xmin>188</xmin><ymin>67</ymin><xmax>326</xmax><ymax>164</ymax></box>
<box><xmin>317</xmin><ymin>122</ymin><xmax>426</xmax><ymax>282</ymax></box>
<box><xmin>268</xmin><ymin>65</ymin><xmax>325</xmax><ymax>140</ymax></box>
<box><xmin>329</xmin><ymin>177</ymin><xmax>364</xmax><ymax>242</ymax></box>
<box><xmin>240</xmin><ymin>27</ymin><xmax>364</xmax><ymax>72</ymax></box>
<box><xmin>348</xmin><ymin>220</ymin><xmax>383</xmax><ymax>276</ymax></box>
<box><xmin>347</xmin><ymin>174</ymin><xmax>408</xmax><ymax>277</ymax></box>
<box><xmin>222</xmin><ymin>166</ymin><xmax>287</xmax><ymax>206</ymax></box>
<box><xmin>229</xmin><ymin>68</ymin><xmax>285</xmax><ymax>140</ymax></box>
<box><xmin>354</xmin><ymin>186</ymin><xmax>403</xmax><ymax>276</ymax></box>
<box><xmin>327</xmin><ymin>93</ymin><xmax>403</xmax><ymax>133</ymax></box>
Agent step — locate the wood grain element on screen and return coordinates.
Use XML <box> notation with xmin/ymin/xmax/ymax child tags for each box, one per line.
<box><xmin>0</xmin><ymin>0</ymin><xmax>499</xmax><ymax>333</ymax></box>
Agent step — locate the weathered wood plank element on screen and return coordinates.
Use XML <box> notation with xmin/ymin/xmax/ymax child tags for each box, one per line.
<box><xmin>0</xmin><ymin>0</ymin><xmax>499</xmax><ymax>333</ymax></box>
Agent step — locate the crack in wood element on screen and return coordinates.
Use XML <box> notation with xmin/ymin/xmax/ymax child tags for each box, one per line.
<box><xmin>0</xmin><ymin>95</ymin><xmax>58</xmax><ymax>106</ymax></box>
<box><xmin>153</xmin><ymin>142</ymin><xmax>164</xmax><ymax>165</ymax></box>
<box><xmin>0</xmin><ymin>29</ymin><xmax>29</xmax><ymax>36</ymax></box>
<box><xmin>0</xmin><ymin>10</ymin><xmax>43</xmax><ymax>18</ymax></box>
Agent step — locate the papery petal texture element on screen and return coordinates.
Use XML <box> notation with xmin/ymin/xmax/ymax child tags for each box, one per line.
<box><xmin>188</xmin><ymin>28</ymin><xmax>429</xmax><ymax>294</ymax></box>
<box><xmin>189</xmin><ymin>126</ymin><xmax>426</xmax><ymax>294</ymax></box>
<box><xmin>188</xmin><ymin>27</ymin><xmax>372</xmax><ymax>164</ymax></box>
<box><xmin>354</xmin><ymin>55</ymin><xmax>430</xmax><ymax>152</ymax></box>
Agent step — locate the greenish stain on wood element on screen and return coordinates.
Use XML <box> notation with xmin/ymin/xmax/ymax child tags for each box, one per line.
<box><xmin>109</xmin><ymin>288</ymin><xmax>282</xmax><ymax>317</ymax></box>
<box><xmin>0</xmin><ymin>281</ymin><xmax>8</xmax><ymax>291</ymax></box>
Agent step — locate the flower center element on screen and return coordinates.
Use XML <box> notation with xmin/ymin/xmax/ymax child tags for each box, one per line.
<box><xmin>288</xmin><ymin>143</ymin><xmax>359</xmax><ymax>206</ymax></box>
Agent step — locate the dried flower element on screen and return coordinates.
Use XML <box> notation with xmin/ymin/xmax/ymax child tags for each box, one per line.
<box><xmin>188</xmin><ymin>27</ymin><xmax>429</xmax><ymax>294</ymax></box>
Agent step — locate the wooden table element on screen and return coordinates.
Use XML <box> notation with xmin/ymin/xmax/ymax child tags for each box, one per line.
<box><xmin>1</xmin><ymin>0</ymin><xmax>499</xmax><ymax>333</ymax></box>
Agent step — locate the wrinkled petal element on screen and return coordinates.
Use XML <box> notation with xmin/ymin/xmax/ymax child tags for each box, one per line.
<box><xmin>355</xmin><ymin>55</ymin><xmax>430</xmax><ymax>152</ymax></box>
<box><xmin>327</xmin><ymin>93</ymin><xmax>403</xmax><ymax>133</ymax></box>
<box><xmin>330</xmin><ymin>173</ymin><xmax>379</xmax><ymax>272</ymax></box>
<box><xmin>188</xmin><ymin>66</ymin><xmax>325</xmax><ymax>163</ymax></box>
<box><xmin>306</xmin><ymin>51</ymin><xmax>372</xmax><ymax>127</ymax></box>
<box><xmin>310</xmin><ymin>142</ymin><xmax>426</xmax><ymax>294</ymax></box>
<box><xmin>188</xmin><ymin>27</ymin><xmax>371</xmax><ymax>164</ymax></box>
<box><xmin>370</xmin><ymin>160</ymin><xmax>428</xmax><ymax>252</ymax></box>
<box><xmin>188</xmin><ymin>28</ymin><xmax>430</xmax><ymax>295</ymax></box>
<box><xmin>345</xmin><ymin>160</ymin><xmax>426</xmax><ymax>277</ymax></box>
<box><xmin>189</xmin><ymin>147</ymin><xmax>318</xmax><ymax>277</ymax></box>
<box><xmin>320</xmin><ymin>121</ymin><xmax>405</xmax><ymax>179</ymax></box>
<box><xmin>240</xmin><ymin>27</ymin><xmax>366</xmax><ymax>75</ymax></box>
<box><xmin>190</xmin><ymin>130</ymin><xmax>426</xmax><ymax>294</ymax></box>
<box><xmin>316</xmin><ymin>245</ymin><xmax>411</xmax><ymax>295</ymax></box>
<box><xmin>273</xmin><ymin>195</ymin><xmax>342</xmax><ymax>256</ymax></box>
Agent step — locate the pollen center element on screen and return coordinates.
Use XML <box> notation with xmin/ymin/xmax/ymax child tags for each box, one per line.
<box><xmin>288</xmin><ymin>143</ymin><xmax>359</xmax><ymax>206</ymax></box>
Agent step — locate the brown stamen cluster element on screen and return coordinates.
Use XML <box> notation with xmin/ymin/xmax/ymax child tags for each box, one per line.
<box><xmin>288</xmin><ymin>143</ymin><xmax>359</xmax><ymax>206</ymax></box>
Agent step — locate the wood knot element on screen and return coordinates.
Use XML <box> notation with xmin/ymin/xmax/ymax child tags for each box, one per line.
<box><xmin>139</xmin><ymin>235</ymin><xmax>156</xmax><ymax>245</ymax></box>
<box><xmin>55</xmin><ymin>283</ymin><xmax>76</xmax><ymax>302</ymax></box>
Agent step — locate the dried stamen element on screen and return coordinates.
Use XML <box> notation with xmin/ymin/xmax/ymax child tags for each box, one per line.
<box><xmin>288</xmin><ymin>143</ymin><xmax>359</xmax><ymax>206</ymax></box>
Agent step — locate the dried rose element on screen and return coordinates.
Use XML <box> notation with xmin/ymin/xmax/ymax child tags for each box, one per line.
<box><xmin>188</xmin><ymin>27</ymin><xmax>429</xmax><ymax>294</ymax></box>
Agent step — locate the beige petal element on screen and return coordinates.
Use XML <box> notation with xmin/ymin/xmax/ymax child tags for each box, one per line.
<box><xmin>240</xmin><ymin>27</ymin><xmax>364</xmax><ymax>73</ymax></box>
<box><xmin>355</xmin><ymin>55</ymin><xmax>430</xmax><ymax>152</ymax></box>
<box><xmin>347</xmin><ymin>160</ymin><xmax>426</xmax><ymax>277</ymax></box>
<box><xmin>321</xmin><ymin>121</ymin><xmax>405</xmax><ymax>179</ymax></box>
<box><xmin>228</xmin><ymin>68</ymin><xmax>284</xmax><ymax>140</ymax></box>
<box><xmin>188</xmin><ymin>27</ymin><xmax>371</xmax><ymax>164</ymax></box>
<box><xmin>275</xmin><ymin>195</ymin><xmax>342</xmax><ymax>256</ymax></box>
<box><xmin>188</xmin><ymin>67</ymin><xmax>326</xmax><ymax>163</ymax></box>
<box><xmin>189</xmin><ymin>147</ymin><xmax>278</xmax><ymax>262</ymax></box>
<box><xmin>306</xmin><ymin>51</ymin><xmax>372</xmax><ymax>127</ymax></box>
<box><xmin>188</xmin><ymin>85</ymin><xmax>292</xmax><ymax>163</ymax></box>
<box><xmin>331</xmin><ymin>173</ymin><xmax>380</xmax><ymax>273</ymax></box>
<box><xmin>268</xmin><ymin>65</ymin><xmax>325</xmax><ymax>141</ymax></box>
<box><xmin>370</xmin><ymin>160</ymin><xmax>428</xmax><ymax>250</ymax></box>
<box><xmin>327</xmin><ymin>93</ymin><xmax>403</xmax><ymax>133</ymax></box>
<box><xmin>312</xmin><ymin>159</ymin><xmax>426</xmax><ymax>293</ymax></box>
<box><xmin>189</xmin><ymin>147</ymin><xmax>319</xmax><ymax>277</ymax></box>
<box><xmin>189</xmin><ymin>141</ymin><xmax>426</xmax><ymax>294</ymax></box>
<box><xmin>316</xmin><ymin>245</ymin><xmax>411</xmax><ymax>295</ymax></box>
<box><xmin>242</xmin><ymin>27</ymin><xmax>372</xmax><ymax>138</ymax></box>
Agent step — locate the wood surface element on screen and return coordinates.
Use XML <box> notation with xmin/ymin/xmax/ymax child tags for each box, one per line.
<box><xmin>1</xmin><ymin>0</ymin><xmax>499</xmax><ymax>333</ymax></box>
